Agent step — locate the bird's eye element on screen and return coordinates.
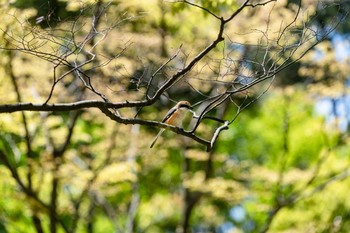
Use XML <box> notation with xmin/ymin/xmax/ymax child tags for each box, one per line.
<box><xmin>179</xmin><ymin>104</ymin><xmax>192</xmax><ymax>109</ymax></box>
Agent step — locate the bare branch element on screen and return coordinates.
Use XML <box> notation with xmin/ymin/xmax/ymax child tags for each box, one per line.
<box><xmin>246</xmin><ymin>0</ymin><xmax>277</xmax><ymax>8</ymax></box>
<box><xmin>174</xmin><ymin>0</ymin><xmax>221</xmax><ymax>20</ymax></box>
<box><xmin>210</xmin><ymin>120</ymin><xmax>229</xmax><ymax>149</ymax></box>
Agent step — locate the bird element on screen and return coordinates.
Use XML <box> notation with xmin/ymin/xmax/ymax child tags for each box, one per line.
<box><xmin>150</xmin><ymin>100</ymin><xmax>193</xmax><ymax>148</ymax></box>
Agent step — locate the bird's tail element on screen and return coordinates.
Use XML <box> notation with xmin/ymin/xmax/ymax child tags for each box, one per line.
<box><xmin>150</xmin><ymin>129</ymin><xmax>165</xmax><ymax>148</ymax></box>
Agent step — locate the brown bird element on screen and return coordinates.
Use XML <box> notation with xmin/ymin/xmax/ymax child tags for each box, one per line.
<box><xmin>150</xmin><ymin>101</ymin><xmax>193</xmax><ymax>148</ymax></box>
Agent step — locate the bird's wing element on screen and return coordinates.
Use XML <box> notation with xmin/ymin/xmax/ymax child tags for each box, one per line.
<box><xmin>162</xmin><ymin>107</ymin><xmax>176</xmax><ymax>123</ymax></box>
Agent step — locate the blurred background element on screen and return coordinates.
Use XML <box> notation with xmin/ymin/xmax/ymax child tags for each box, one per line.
<box><xmin>0</xmin><ymin>0</ymin><xmax>350</xmax><ymax>232</ymax></box>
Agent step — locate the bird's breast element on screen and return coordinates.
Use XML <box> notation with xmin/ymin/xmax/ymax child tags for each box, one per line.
<box><xmin>166</xmin><ymin>109</ymin><xmax>187</xmax><ymax>127</ymax></box>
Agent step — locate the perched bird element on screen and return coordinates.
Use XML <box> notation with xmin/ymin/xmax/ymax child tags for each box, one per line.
<box><xmin>150</xmin><ymin>100</ymin><xmax>193</xmax><ymax>148</ymax></box>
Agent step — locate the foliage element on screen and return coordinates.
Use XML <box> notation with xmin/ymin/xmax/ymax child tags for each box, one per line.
<box><xmin>0</xmin><ymin>0</ymin><xmax>349</xmax><ymax>233</ymax></box>
<box><xmin>219</xmin><ymin>88</ymin><xmax>350</xmax><ymax>232</ymax></box>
